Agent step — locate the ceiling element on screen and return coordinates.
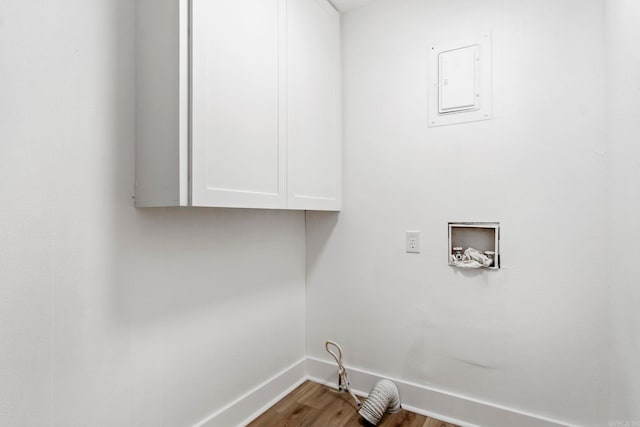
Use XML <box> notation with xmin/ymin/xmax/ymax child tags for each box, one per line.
<box><xmin>329</xmin><ymin>0</ymin><xmax>377</xmax><ymax>13</ymax></box>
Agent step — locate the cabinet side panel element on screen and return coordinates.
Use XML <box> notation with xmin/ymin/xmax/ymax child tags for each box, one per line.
<box><xmin>135</xmin><ymin>0</ymin><xmax>183</xmax><ymax>207</ymax></box>
<box><xmin>287</xmin><ymin>0</ymin><xmax>342</xmax><ymax>211</ymax></box>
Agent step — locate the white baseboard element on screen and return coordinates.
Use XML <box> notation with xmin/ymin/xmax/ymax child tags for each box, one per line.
<box><xmin>193</xmin><ymin>357</ymin><xmax>574</xmax><ymax>427</ymax></box>
<box><xmin>306</xmin><ymin>357</ymin><xmax>574</xmax><ymax>427</ymax></box>
<box><xmin>193</xmin><ymin>358</ymin><xmax>307</xmax><ymax>427</ymax></box>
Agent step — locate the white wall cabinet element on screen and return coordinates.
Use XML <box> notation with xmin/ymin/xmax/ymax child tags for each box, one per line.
<box><xmin>135</xmin><ymin>0</ymin><xmax>341</xmax><ymax>210</ymax></box>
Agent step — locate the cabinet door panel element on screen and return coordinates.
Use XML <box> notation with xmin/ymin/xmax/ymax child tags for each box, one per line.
<box><xmin>287</xmin><ymin>0</ymin><xmax>341</xmax><ymax>211</ymax></box>
<box><xmin>191</xmin><ymin>0</ymin><xmax>286</xmax><ymax>208</ymax></box>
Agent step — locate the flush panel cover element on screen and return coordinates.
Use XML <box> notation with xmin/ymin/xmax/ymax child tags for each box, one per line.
<box><xmin>439</xmin><ymin>45</ymin><xmax>479</xmax><ymax>113</ymax></box>
<box><xmin>428</xmin><ymin>34</ymin><xmax>492</xmax><ymax>127</ymax></box>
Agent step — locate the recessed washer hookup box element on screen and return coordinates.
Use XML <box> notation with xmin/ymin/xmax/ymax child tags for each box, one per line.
<box><xmin>448</xmin><ymin>222</ymin><xmax>500</xmax><ymax>270</ymax></box>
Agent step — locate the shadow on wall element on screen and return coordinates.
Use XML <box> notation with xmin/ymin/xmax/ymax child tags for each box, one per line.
<box><xmin>112</xmin><ymin>207</ymin><xmax>305</xmax><ymax>325</ymax></box>
<box><xmin>305</xmin><ymin>211</ymin><xmax>340</xmax><ymax>279</ymax></box>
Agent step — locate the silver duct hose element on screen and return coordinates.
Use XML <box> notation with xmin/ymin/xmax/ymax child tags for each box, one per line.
<box><xmin>324</xmin><ymin>340</ymin><xmax>401</xmax><ymax>425</ymax></box>
<box><xmin>358</xmin><ymin>379</ymin><xmax>401</xmax><ymax>426</ymax></box>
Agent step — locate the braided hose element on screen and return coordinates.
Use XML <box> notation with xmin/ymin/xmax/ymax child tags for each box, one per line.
<box><xmin>358</xmin><ymin>379</ymin><xmax>401</xmax><ymax>426</ymax></box>
<box><xmin>324</xmin><ymin>341</ymin><xmax>401</xmax><ymax>425</ymax></box>
<box><xmin>325</xmin><ymin>340</ymin><xmax>362</xmax><ymax>407</ymax></box>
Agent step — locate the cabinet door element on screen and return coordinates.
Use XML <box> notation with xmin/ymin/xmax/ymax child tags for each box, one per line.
<box><xmin>287</xmin><ymin>0</ymin><xmax>341</xmax><ymax>211</ymax></box>
<box><xmin>191</xmin><ymin>0</ymin><xmax>287</xmax><ymax>208</ymax></box>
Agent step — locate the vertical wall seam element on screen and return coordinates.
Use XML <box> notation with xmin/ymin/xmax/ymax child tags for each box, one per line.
<box><xmin>49</xmin><ymin>215</ymin><xmax>56</xmax><ymax>427</ymax></box>
<box><xmin>303</xmin><ymin>210</ymin><xmax>309</xmax><ymax>359</ymax></box>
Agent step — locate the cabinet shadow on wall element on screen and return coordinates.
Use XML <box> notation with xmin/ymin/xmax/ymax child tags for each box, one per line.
<box><xmin>111</xmin><ymin>207</ymin><xmax>307</xmax><ymax>326</ymax></box>
<box><xmin>304</xmin><ymin>211</ymin><xmax>340</xmax><ymax>279</ymax></box>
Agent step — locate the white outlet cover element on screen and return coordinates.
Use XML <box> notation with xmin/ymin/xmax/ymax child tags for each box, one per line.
<box><xmin>406</xmin><ymin>231</ymin><xmax>420</xmax><ymax>253</ymax></box>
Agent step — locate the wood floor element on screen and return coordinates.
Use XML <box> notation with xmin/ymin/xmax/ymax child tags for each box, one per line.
<box><xmin>247</xmin><ymin>380</ymin><xmax>460</xmax><ymax>427</ymax></box>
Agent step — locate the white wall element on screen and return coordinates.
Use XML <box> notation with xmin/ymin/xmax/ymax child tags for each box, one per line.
<box><xmin>3</xmin><ymin>0</ymin><xmax>635</xmax><ymax>426</ymax></box>
<box><xmin>606</xmin><ymin>0</ymin><xmax>640</xmax><ymax>423</ymax></box>
<box><xmin>306</xmin><ymin>0</ymin><xmax>609</xmax><ymax>425</ymax></box>
<box><xmin>0</xmin><ymin>1</ymin><xmax>306</xmax><ymax>426</ymax></box>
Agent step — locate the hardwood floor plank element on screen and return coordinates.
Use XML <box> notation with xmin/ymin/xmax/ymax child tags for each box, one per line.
<box><xmin>246</xmin><ymin>406</ymin><xmax>284</xmax><ymax>427</ymax></box>
<box><xmin>277</xmin><ymin>402</ymin><xmax>320</xmax><ymax>427</ymax></box>
<box><xmin>308</xmin><ymin>391</ymin><xmax>358</xmax><ymax>427</ymax></box>
<box><xmin>299</xmin><ymin>383</ymin><xmax>341</xmax><ymax>410</ymax></box>
<box><xmin>247</xmin><ymin>380</ymin><xmax>459</xmax><ymax>427</ymax></box>
<box><xmin>377</xmin><ymin>409</ymin><xmax>426</xmax><ymax>427</ymax></box>
<box><xmin>422</xmin><ymin>418</ymin><xmax>458</xmax><ymax>427</ymax></box>
<box><xmin>270</xmin><ymin>381</ymin><xmax>317</xmax><ymax>414</ymax></box>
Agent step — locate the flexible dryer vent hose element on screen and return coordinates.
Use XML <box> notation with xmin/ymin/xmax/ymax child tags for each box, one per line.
<box><xmin>358</xmin><ymin>379</ymin><xmax>401</xmax><ymax>426</ymax></box>
<box><xmin>325</xmin><ymin>340</ymin><xmax>401</xmax><ymax>425</ymax></box>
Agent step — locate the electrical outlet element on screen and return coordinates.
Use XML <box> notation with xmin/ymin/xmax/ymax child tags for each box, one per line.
<box><xmin>406</xmin><ymin>231</ymin><xmax>420</xmax><ymax>253</ymax></box>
